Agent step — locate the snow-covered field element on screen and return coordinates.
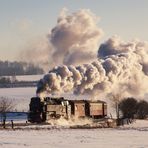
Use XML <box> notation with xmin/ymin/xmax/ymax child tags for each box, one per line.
<box><xmin>0</xmin><ymin>87</ymin><xmax>36</xmax><ymax>111</ymax></box>
<box><xmin>0</xmin><ymin>76</ymin><xmax>148</xmax><ymax>148</ymax></box>
<box><xmin>0</xmin><ymin>120</ymin><xmax>148</xmax><ymax>148</ymax></box>
<box><xmin>4</xmin><ymin>74</ymin><xmax>43</xmax><ymax>82</ymax></box>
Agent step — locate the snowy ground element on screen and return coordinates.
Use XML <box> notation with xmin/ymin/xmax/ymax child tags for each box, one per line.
<box><xmin>0</xmin><ymin>120</ymin><xmax>148</xmax><ymax>148</ymax></box>
<box><xmin>0</xmin><ymin>78</ymin><xmax>148</xmax><ymax>148</ymax></box>
<box><xmin>0</xmin><ymin>87</ymin><xmax>36</xmax><ymax>111</ymax></box>
<box><xmin>4</xmin><ymin>75</ymin><xmax>43</xmax><ymax>82</ymax></box>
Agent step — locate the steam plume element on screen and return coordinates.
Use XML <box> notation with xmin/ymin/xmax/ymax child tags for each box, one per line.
<box><xmin>19</xmin><ymin>36</ymin><xmax>53</xmax><ymax>71</ymax></box>
<box><xmin>37</xmin><ymin>36</ymin><xmax>148</xmax><ymax>98</ymax></box>
<box><xmin>20</xmin><ymin>9</ymin><xmax>103</xmax><ymax>70</ymax></box>
<box><xmin>49</xmin><ymin>8</ymin><xmax>103</xmax><ymax>65</ymax></box>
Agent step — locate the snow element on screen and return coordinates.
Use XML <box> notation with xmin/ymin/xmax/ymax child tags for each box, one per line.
<box><xmin>119</xmin><ymin>120</ymin><xmax>148</xmax><ymax>131</ymax></box>
<box><xmin>4</xmin><ymin>75</ymin><xmax>43</xmax><ymax>82</ymax></box>
<box><xmin>0</xmin><ymin>85</ymin><xmax>148</xmax><ymax>147</ymax></box>
<box><xmin>0</xmin><ymin>87</ymin><xmax>36</xmax><ymax>111</ymax></box>
<box><xmin>0</xmin><ymin>120</ymin><xmax>148</xmax><ymax>148</ymax></box>
<box><xmin>0</xmin><ymin>87</ymin><xmax>36</xmax><ymax>99</ymax></box>
<box><xmin>15</xmin><ymin>74</ymin><xmax>43</xmax><ymax>81</ymax></box>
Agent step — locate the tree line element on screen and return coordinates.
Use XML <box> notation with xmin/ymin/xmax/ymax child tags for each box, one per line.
<box><xmin>112</xmin><ymin>96</ymin><xmax>148</xmax><ymax>120</ymax></box>
<box><xmin>0</xmin><ymin>61</ymin><xmax>44</xmax><ymax>76</ymax></box>
<box><xmin>119</xmin><ymin>98</ymin><xmax>148</xmax><ymax>119</ymax></box>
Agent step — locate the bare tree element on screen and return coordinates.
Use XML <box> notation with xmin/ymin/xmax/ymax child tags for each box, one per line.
<box><xmin>110</xmin><ymin>93</ymin><xmax>123</xmax><ymax>119</ymax></box>
<box><xmin>0</xmin><ymin>97</ymin><xmax>15</xmax><ymax>128</ymax></box>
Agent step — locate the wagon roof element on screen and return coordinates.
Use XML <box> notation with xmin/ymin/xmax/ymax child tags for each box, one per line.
<box><xmin>68</xmin><ymin>99</ymin><xmax>106</xmax><ymax>104</ymax></box>
<box><xmin>43</xmin><ymin>97</ymin><xmax>107</xmax><ymax>104</ymax></box>
<box><xmin>86</xmin><ymin>100</ymin><xmax>106</xmax><ymax>103</ymax></box>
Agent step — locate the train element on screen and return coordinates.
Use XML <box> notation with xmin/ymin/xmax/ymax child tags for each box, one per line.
<box><xmin>28</xmin><ymin>97</ymin><xmax>107</xmax><ymax>123</ymax></box>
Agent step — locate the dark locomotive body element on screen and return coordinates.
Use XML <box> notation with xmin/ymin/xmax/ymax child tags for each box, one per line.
<box><xmin>28</xmin><ymin>97</ymin><xmax>107</xmax><ymax>123</ymax></box>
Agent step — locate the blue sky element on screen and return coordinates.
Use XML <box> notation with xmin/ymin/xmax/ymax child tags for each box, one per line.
<box><xmin>0</xmin><ymin>0</ymin><xmax>148</xmax><ymax>60</ymax></box>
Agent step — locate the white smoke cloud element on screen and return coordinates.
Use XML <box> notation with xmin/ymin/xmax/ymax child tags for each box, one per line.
<box><xmin>98</xmin><ymin>36</ymin><xmax>148</xmax><ymax>75</ymax></box>
<box><xmin>37</xmin><ymin>36</ymin><xmax>148</xmax><ymax>98</ymax></box>
<box><xmin>20</xmin><ymin>9</ymin><xmax>103</xmax><ymax>70</ymax></box>
<box><xmin>16</xmin><ymin>9</ymin><xmax>148</xmax><ymax>99</ymax></box>
<box><xmin>19</xmin><ymin>36</ymin><xmax>53</xmax><ymax>71</ymax></box>
<box><xmin>49</xmin><ymin>8</ymin><xmax>103</xmax><ymax>65</ymax></box>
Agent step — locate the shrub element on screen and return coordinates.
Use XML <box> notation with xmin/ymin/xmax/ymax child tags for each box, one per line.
<box><xmin>119</xmin><ymin>97</ymin><xmax>138</xmax><ymax>119</ymax></box>
<box><xmin>136</xmin><ymin>100</ymin><xmax>148</xmax><ymax>119</ymax></box>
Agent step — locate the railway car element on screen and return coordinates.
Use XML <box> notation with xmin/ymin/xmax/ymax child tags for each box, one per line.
<box><xmin>28</xmin><ymin>97</ymin><xmax>107</xmax><ymax>123</ymax></box>
<box><xmin>69</xmin><ymin>100</ymin><xmax>86</xmax><ymax>118</ymax></box>
<box><xmin>85</xmin><ymin>100</ymin><xmax>107</xmax><ymax>118</ymax></box>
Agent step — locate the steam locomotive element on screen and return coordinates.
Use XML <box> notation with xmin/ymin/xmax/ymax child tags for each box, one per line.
<box><xmin>28</xmin><ymin>97</ymin><xmax>107</xmax><ymax>123</ymax></box>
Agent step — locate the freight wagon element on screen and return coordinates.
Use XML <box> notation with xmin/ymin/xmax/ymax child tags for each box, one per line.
<box><xmin>28</xmin><ymin>97</ymin><xmax>107</xmax><ymax>123</ymax></box>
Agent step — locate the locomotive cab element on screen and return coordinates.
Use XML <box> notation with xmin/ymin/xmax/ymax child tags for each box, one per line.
<box><xmin>28</xmin><ymin>97</ymin><xmax>46</xmax><ymax>123</ymax></box>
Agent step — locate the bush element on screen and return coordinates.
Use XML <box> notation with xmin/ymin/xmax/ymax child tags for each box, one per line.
<box><xmin>0</xmin><ymin>97</ymin><xmax>14</xmax><ymax>115</ymax></box>
<box><xmin>0</xmin><ymin>77</ymin><xmax>11</xmax><ymax>84</ymax></box>
<box><xmin>136</xmin><ymin>100</ymin><xmax>148</xmax><ymax>119</ymax></box>
<box><xmin>119</xmin><ymin>97</ymin><xmax>138</xmax><ymax>119</ymax></box>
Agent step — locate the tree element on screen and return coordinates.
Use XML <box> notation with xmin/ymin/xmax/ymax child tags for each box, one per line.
<box><xmin>0</xmin><ymin>77</ymin><xmax>11</xmax><ymax>84</ymax></box>
<box><xmin>0</xmin><ymin>60</ymin><xmax>44</xmax><ymax>76</ymax></box>
<box><xmin>110</xmin><ymin>94</ymin><xmax>123</xmax><ymax>119</ymax></box>
<box><xmin>136</xmin><ymin>100</ymin><xmax>148</xmax><ymax>119</ymax></box>
<box><xmin>0</xmin><ymin>97</ymin><xmax>15</xmax><ymax>128</ymax></box>
<box><xmin>119</xmin><ymin>97</ymin><xmax>138</xmax><ymax>119</ymax></box>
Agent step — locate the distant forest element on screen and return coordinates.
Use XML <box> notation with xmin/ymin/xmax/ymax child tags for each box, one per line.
<box><xmin>0</xmin><ymin>61</ymin><xmax>44</xmax><ymax>76</ymax></box>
